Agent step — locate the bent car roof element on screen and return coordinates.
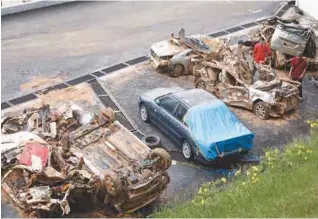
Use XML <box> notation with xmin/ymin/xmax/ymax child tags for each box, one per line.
<box><xmin>172</xmin><ymin>89</ymin><xmax>217</xmax><ymax>107</ymax></box>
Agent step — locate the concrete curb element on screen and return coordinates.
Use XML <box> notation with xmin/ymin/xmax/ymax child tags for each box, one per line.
<box><xmin>1</xmin><ymin>0</ymin><xmax>74</xmax><ymax>16</ymax></box>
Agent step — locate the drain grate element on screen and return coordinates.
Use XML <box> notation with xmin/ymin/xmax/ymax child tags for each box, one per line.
<box><xmin>256</xmin><ymin>17</ymin><xmax>273</xmax><ymax>24</ymax></box>
<box><xmin>241</xmin><ymin>22</ymin><xmax>258</xmax><ymax>28</ymax></box>
<box><xmin>88</xmin><ymin>79</ymin><xmax>136</xmax><ymax>132</ymax></box>
<box><xmin>276</xmin><ymin>10</ymin><xmax>286</xmax><ymax>17</ymax></box>
<box><xmin>99</xmin><ymin>96</ymin><xmax>119</xmax><ymax>111</ymax></box>
<box><xmin>225</xmin><ymin>26</ymin><xmax>244</xmax><ymax>33</ymax></box>
<box><xmin>92</xmin><ymin>71</ymin><xmax>105</xmax><ymax>77</ymax></box>
<box><xmin>209</xmin><ymin>31</ymin><xmax>228</xmax><ymax>38</ymax></box>
<box><xmin>125</xmin><ymin>56</ymin><xmax>148</xmax><ymax>65</ymax></box>
<box><xmin>281</xmin><ymin>3</ymin><xmax>290</xmax><ymax>11</ymax></box>
<box><xmin>88</xmin><ymin>79</ymin><xmax>107</xmax><ymax>95</ymax></box>
<box><xmin>115</xmin><ymin>112</ymin><xmax>135</xmax><ymax>131</ymax></box>
<box><xmin>102</xmin><ymin>63</ymin><xmax>128</xmax><ymax>74</ymax></box>
<box><xmin>9</xmin><ymin>93</ymin><xmax>38</xmax><ymax>105</ymax></box>
<box><xmin>36</xmin><ymin>83</ymin><xmax>69</xmax><ymax>95</ymax></box>
<box><xmin>66</xmin><ymin>74</ymin><xmax>95</xmax><ymax>86</ymax></box>
<box><xmin>1</xmin><ymin>102</ymin><xmax>11</xmax><ymax>110</ymax></box>
<box><xmin>132</xmin><ymin>130</ymin><xmax>145</xmax><ymax>140</ymax></box>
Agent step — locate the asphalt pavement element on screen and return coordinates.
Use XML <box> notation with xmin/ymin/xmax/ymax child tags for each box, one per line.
<box><xmin>1</xmin><ymin>1</ymin><xmax>284</xmax><ymax>102</ymax></box>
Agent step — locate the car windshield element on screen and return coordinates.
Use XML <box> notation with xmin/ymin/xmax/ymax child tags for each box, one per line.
<box><xmin>185</xmin><ymin>37</ymin><xmax>210</xmax><ymax>51</ymax></box>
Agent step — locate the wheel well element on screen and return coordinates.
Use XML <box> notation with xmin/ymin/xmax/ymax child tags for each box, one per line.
<box><xmin>253</xmin><ymin>99</ymin><xmax>263</xmax><ymax>107</ymax></box>
<box><xmin>139</xmin><ymin>101</ymin><xmax>145</xmax><ymax>108</ymax></box>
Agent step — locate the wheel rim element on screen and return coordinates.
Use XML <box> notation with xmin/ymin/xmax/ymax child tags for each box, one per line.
<box><xmin>140</xmin><ymin>106</ymin><xmax>148</xmax><ymax>121</ymax></box>
<box><xmin>197</xmin><ymin>81</ymin><xmax>206</xmax><ymax>89</ymax></box>
<box><xmin>255</xmin><ymin>104</ymin><xmax>266</xmax><ymax>118</ymax></box>
<box><xmin>182</xmin><ymin>142</ymin><xmax>191</xmax><ymax>159</ymax></box>
<box><xmin>146</xmin><ymin>136</ymin><xmax>156</xmax><ymax>144</ymax></box>
<box><xmin>172</xmin><ymin>65</ymin><xmax>183</xmax><ymax>76</ymax></box>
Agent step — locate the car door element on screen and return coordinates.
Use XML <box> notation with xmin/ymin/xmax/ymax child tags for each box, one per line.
<box><xmin>218</xmin><ymin>71</ymin><xmax>251</xmax><ymax>109</ymax></box>
<box><xmin>153</xmin><ymin>95</ymin><xmax>181</xmax><ymax>143</ymax></box>
<box><xmin>171</xmin><ymin>102</ymin><xmax>191</xmax><ymax>145</ymax></box>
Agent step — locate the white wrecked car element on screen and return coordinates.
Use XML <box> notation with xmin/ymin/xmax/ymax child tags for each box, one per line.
<box><xmin>148</xmin><ymin>28</ymin><xmax>225</xmax><ymax>77</ymax></box>
<box><xmin>194</xmin><ymin>61</ymin><xmax>300</xmax><ymax>120</ymax></box>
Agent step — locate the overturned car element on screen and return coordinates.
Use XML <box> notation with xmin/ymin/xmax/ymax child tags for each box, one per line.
<box><xmin>194</xmin><ymin>60</ymin><xmax>300</xmax><ymax>120</ymax></box>
<box><xmin>1</xmin><ymin>104</ymin><xmax>171</xmax><ymax>217</ymax></box>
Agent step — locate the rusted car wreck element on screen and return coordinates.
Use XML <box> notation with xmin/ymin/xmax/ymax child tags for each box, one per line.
<box><xmin>149</xmin><ymin>28</ymin><xmax>226</xmax><ymax>77</ymax></box>
<box><xmin>1</xmin><ymin>104</ymin><xmax>171</xmax><ymax>217</ymax></box>
<box><xmin>193</xmin><ymin>59</ymin><xmax>300</xmax><ymax>119</ymax></box>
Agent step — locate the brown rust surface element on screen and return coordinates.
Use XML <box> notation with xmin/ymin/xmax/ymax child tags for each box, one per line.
<box><xmin>20</xmin><ymin>75</ymin><xmax>66</xmax><ymax>91</ymax></box>
<box><xmin>37</xmin><ymin>83</ymin><xmax>97</xmax><ymax>105</ymax></box>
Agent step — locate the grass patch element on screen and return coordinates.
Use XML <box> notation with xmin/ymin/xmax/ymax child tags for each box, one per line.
<box><xmin>154</xmin><ymin>124</ymin><xmax>318</xmax><ymax>218</ymax></box>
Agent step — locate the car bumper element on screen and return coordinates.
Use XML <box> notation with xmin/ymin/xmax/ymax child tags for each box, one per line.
<box><xmin>195</xmin><ymin>147</ymin><xmax>249</xmax><ymax>164</ymax></box>
<box><xmin>269</xmin><ymin>96</ymin><xmax>300</xmax><ymax>117</ymax></box>
<box><xmin>148</xmin><ymin>54</ymin><xmax>169</xmax><ymax>69</ymax></box>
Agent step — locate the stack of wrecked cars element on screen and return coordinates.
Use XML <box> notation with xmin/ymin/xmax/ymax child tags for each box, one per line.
<box><xmin>149</xmin><ymin>19</ymin><xmax>308</xmax><ymax>119</ymax></box>
<box><xmin>249</xmin><ymin>16</ymin><xmax>317</xmax><ymax>70</ymax></box>
<box><xmin>1</xmin><ymin>104</ymin><xmax>171</xmax><ymax>217</ymax></box>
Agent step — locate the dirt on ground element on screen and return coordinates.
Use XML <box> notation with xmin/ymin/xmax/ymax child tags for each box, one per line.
<box><xmin>230</xmin><ymin>106</ymin><xmax>301</xmax><ymax>127</ymax></box>
<box><xmin>37</xmin><ymin>83</ymin><xmax>97</xmax><ymax>106</ymax></box>
<box><xmin>19</xmin><ymin>74</ymin><xmax>67</xmax><ymax>91</ymax></box>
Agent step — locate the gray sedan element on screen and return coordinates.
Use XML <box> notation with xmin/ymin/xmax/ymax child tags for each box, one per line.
<box><xmin>138</xmin><ymin>87</ymin><xmax>254</xmax><ymax>162</ymax></box>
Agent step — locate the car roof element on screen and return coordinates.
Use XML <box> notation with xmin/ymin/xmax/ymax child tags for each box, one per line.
<box><xmin>172</xmin><ymin>89</ymin><xmax>217</xmax><ymax>108</ymax></box>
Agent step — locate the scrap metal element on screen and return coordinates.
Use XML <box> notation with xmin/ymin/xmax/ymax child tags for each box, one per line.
<box><xmin>1</xmin><ymin>104</ymin><xmax>171</xmax><ymax>217</ymax></box>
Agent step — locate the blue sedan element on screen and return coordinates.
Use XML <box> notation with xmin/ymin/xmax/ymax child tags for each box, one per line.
<box><xmin>138</xmin><ymin>87</ymin><xmax>254</xmax><ymax>162</ymax></box>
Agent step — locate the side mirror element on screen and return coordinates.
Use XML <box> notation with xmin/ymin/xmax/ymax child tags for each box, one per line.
<box><xmin>154</xmin><ymin>99</ymin><xmax>160</xmax><ymax>105</ymax></box>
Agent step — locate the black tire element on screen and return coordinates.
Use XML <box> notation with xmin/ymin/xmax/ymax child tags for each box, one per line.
<box><xmin>181</xmin><ymin>140</ymin><xmax>194</xmax><ymax>160</ymax></box>
<box><xmin>139</xmin><ymin>104</ymin><xmax>150</xmax><ymax>123</ymax></box>
<box><xmin>150</xmin><ymin>148</ymin><xmax>172</xmax><ymax>170</ymax></box>
<box><xmin>142</xmin><ymin>135</ymin><xmax>161</xmax><ymax>149</ymax></box>
<box><xmin>253</xmin><ymin>101</ymin><xmax>270</xmax><ymax>120</ymax></box>
<box><xmin>195</xmin><ymin>79</ymin><xmax>207</xmax><ymax>90</ymax></box>
<box><xmin>169</xmin><ymin>64</ymin><xmax>184</xmax><ymax>78</ymax></box>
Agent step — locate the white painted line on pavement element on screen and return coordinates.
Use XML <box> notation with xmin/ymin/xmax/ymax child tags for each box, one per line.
<box><xmin>1</xmin><ymin>39</ymin><xmax>18</xmax><ymax>45</ymax></box>
<box><xmin>172</xmin><ymin>160</ymin><xmax>177</xmax><ymax>165</ymax></box>
<box><xmin>248</xmin><ymin>9</ymin><xmax>263</xmax><ymax>14</ymax></box>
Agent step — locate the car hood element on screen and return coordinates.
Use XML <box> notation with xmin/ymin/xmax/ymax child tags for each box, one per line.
<box><xmin>151</xmin><ymin>40</ymin><xmax>183</xmax><ymax>57</ymax></box>
<box><xmin>140</xmin><ymin>87</ymin><xmax>185</xmax><ymax>101</ymax></box>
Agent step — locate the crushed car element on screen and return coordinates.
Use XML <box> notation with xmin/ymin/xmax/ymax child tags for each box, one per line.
<box><xmin>148</xmin><ymin>28</ymin><xmax>226</xmax><ymax>77</ymax></box>
<box><xmin>1</xmin><ymin>104</ymin><xmax>171</xmax><ymax>217</ymax></box>
<box><xmin>193</xmin><ymin>59</ymin><xmax>301</xmax><ymax>119</ymax></box>
<box><xmin>249</xmin><ymin>12</ymin><xmax>317</xmax><ymax>70</ymax></box>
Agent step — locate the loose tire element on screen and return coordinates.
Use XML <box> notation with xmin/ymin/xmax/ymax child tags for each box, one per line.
<box><xmin>139</xmin><ymin>104</ymin><xmax>150</xmax><ymax>123</ymax></box>
<box><xmin>182</xmin><ymin>140</ymin><xmax>193</xmax><ymax>160</ymax></box>
<box><xmin>150</xmin><ymin>148</ymin><xmax>172</xmax><ymax>170</ymax></box>
<box><xmin>169</xmin><ymin>64</ymin><xmax>184</xmax><ymax>78</ymax></box>
<box><xmin>253</xmin><ymin>101</ymin><xmax>269</xmax><ymax>120</ymax></box>
<box><xmin>195</xmin><ymin>79</ymin><xmax>207</xmax><ymax>90</ymax></box>
<box><xmin>142</xmin><ymin>135</ymin><xmax>161</xmax><ymax>149</ymax></box>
